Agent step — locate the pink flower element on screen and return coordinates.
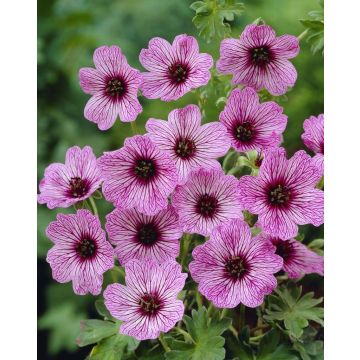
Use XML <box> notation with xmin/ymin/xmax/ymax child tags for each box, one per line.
<box><xmin>79</xmin><ymin>46</ymin><xmax>142</xmax><ymax>130</ymax></box>
<box><xmin>139</xmin><ymin>34</ymin><xmax>213</xmax><ymax>101</ymax></box>
<box><xmin>38</xmin><ymin>146</ymin><xmax>102</xmax><ymax>209</ymax></box>
<box><xmin>98</xmin><ymin>135</ymin><xmax>178</xmax><ymax>215</ymax></box>
<box><xmin>301</xmin><ymin>114</ymin><xmax>324</xmax><ymax>173</ymax></box>
<box><xmin>172</xmin><ymin>168</ymin><xmax>243</xmax><ymax>236</ymax></box>
<box><xmin>257</xmin><ymin>233</ymin><xmax>324</xmax><ymax>279</ymax></box>
<box><xmin>104</xmin><ymin>259</ymin><xmax>187</xmax><ymax>340</ymax></box>
<box><xmin>146</xmin><ymin>104</ymin><xmax>230</xmax><ymax>184</ymax></box>
<box><xmin>219</xmin><ymin>87</ymin><xmax>287</xmax><ymax>152</ymax></box>
<box><xmin>189</xmin><ymin>219</ymin><xmax>282</xmax><ymax>308</ymax></box>
<box><xmin>105</xmin><ymin>206</ymin><xmax>182</xmax><ymax>265</ymax></box>
<box><xmin>217</xmin><ymin>25</ymin><xmax>300</xmax><ymax>96</ymax></box>
<box><xmin>46</xmin><ymin>210</ymin><xmax>114</xmax><ymax>295</ymax></box>
<box><xmin>238</xmin><ymin>148</ymin><xmax>324</xmax><ymax>240</ymax></box>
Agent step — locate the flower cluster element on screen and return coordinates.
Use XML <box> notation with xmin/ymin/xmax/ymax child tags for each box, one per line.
<box><xmin>38</xmin><ymin>25</ymin><xmax>324</xmax><ymax>343</ymax></box>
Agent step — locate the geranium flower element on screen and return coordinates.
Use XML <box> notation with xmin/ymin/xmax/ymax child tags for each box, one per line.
<box><xmin>139</xmin><ymin>34</ymin><xmax>213</xmax><ymax>101</ymax></box>
<box><xmin>238</xmin><ymin>147</ymin><xmax>324</xmax><ymax>240</ymax></box>
<box><xmin>219</xmin><ymin>87</ymin><xmax>287</xmax><ymax>152</ymax></box>
<box><xmin>98</xmin><ymin>135</ymin><xmax>178</xmax><ymax>215</ymax></box>
<box><xmin>217</xmin><ymin>24</ymin><xmax>300</xmax><ymax>96</ymax></box>
<box><xmin>189</xmin><ymin>219</ymin><xmax>282</xmax><ymax>308</ymax></box>
<box><xmin>146</xmin><ymin>104</ymin><xmax>230</xmax><ymax>184</ymax></box>
<box><xmin>46</xmin><ymin>209</ymin><xmax>114</xmax><ymax>295</ymax></box>
<box><xmin>104</xmin><ymin>259</ymin><xmax>187</xmax><ymax>340</ymax></box>
<box><xmin>301</xmin><ymin>114</ymin><xmax>324</xmax><ymax>173</ymax></box>
<box><xmin>106</xmin><ymin>206</ymin><xmax>182</xmax><ymax>265</ymax></box>
<box><xmin>38</xmin><ymin>146</ymin><xmax>102</xmax><ymax>209</ymax></box>
<box><xmin>172</xmin><ymin>168</ymin><xmax>243</xmax><ymax>236</ymax></box>
<box><xmin>257</xmin><ymin>233</ymin><xmax>324</xmax><ymax>279</ymax></box>
<box><xmin>79</xmin><ymin>45</ymin><xmax>142</xmax><ymax>130</ymax></box>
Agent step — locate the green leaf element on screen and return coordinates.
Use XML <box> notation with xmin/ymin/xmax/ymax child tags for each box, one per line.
<box><xmin>89</xmin><ymin>333</ymin><xmax>139</xmax><ymax>360</ymax></box>
<box><xmin>308</xmin><ymin>238</ymin><xmax>324</xmax><ymax>256</ymax></box>
<box><xmin>191</xmin><ymin>0</ymin><xmax>244</xmax><ymax>43</ymax></box>
<box><xmin>264</xmin><ymin>285</ymin><xmax>324</xmax><ymax>339</ymax></box>
<box><xmin>76</xmin><ymin>319</ymin><xmax>119</xmax><ymax>347</ymax></box>
<box><xmin>226</xmin><ymin>336</ymin><xmax>254</xmax><ymax>360</ymax></box>
<box><xmin>165</xmin><ymin>307</ymin><xmax>231</xmax><ymax>360</ymax></box>
<box><xmin>95</xmin><ymin>299</ymin><xmax>117</xmax><ymax>321</ymax></box>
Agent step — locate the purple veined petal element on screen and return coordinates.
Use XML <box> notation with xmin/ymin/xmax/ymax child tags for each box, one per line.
<box><xmin>79</xmin><ymin>67</ymin><xmax>106</xmax><ymax>95</ymax></box>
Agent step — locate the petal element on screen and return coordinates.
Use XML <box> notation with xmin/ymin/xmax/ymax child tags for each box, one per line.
<box><xmin>271</xmin><ymin>35</ymin><xmax>300</xmax><ymax>59</ymax></box>
<box><xmin>79</xmin><ymin>67</ymin><xmax>106</xmax><ymax>95</ymax></box>
<box><xmin>93</xmin><ymin>45</ymin><xmax>128</xmax><ymax>77</ymax></box>
<box><xmin>139</xmin><ymin>37</ymin><xmax>174</xmax><ymax>71</ymax></box>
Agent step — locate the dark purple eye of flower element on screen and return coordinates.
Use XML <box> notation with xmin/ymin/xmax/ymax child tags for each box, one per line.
<box><xmin>234</xmin><ymin>122</ymin><xmax>254</xmax><ymax>142</ymax></box>
<box><xmin>137</xmin><ymin>223</ymin><xmax>158</xmax><ymax>246</ymax></box>
<box><xmin>76</xmin><ymin>238</ymin><xmax>97</xmax><ymax>258</ymax></box>
<box><xmin>168</xmin><ymin>63</ymin><xmax>189</xmax><ymax>83</ymax></box>
<box><xmin>269</xmin><ymin>184</ymin><xmax>291</xmax><ymax>205</ymax></box>
<box><xmin>174</xmin><ymin>137</ymin><xmax>196</xmax><ymax>159</ymax></box>
<box><xmin>106</xmin><ymin>78</ymin><xmax>126</xmax><ymax>97</ymax></box>
<box><xmin>320</xmin><ymin>142</ymin><xmax>324</xmax><ymax>154</ymax></box>
<box><xmin>196</xmin><ymin>194</ymin><xmax>218</xmax><ymax>218</ymax></box>
<box><xmin>134</xmin><ymin>159</ymin><xmax>156</xmax><ymax>180</ymax></box>
<box><xmin>225</xmin><ymin>256</ymin><xmax>247</xmax><ymax>279</ymax></box>
<box><xmin>274</xmin><ymin>240</ymin><xmax>293</xmax><ymax>260</ymax></box>
<box><xmin>251</xmin><ymin>46</ymin><xmax>271</xmax><ymax>66</ymax></box>
<box><xmin>69</xmin><ymin>177</ymin><xmax>89</xmax><ymax>198</ymax></box>
<box><xmin>139</xmin><ymin>293</ymin><xmax>161</xmax><ymax>315</ymax></box>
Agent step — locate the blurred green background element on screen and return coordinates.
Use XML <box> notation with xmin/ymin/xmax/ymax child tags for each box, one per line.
<box><xmin>38</xmin><ymin>0</ymin><xmax>323</xmax><ymax>359</ymax></box>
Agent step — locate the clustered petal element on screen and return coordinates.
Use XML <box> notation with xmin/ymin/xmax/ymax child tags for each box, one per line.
<box><xmin>104</xmin><ymin>259</ymin><xmax>187</xmax><ymax>340</ymax></box>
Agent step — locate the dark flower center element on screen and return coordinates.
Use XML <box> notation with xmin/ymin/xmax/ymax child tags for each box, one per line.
<box><xmin>320</xmin><ymin>142</ymin><xmax>324</xmax><ymax>154</ymax></box>
<box><xmin>76</xmin><ymin>238</ymin><xmax>97</xmax><ymax>258</ymax></box>
<box><xmin>251</xmin><ymin>47</ymin><xmax>271</xmax><ymax>66</ymax></box>
<box><xmin>134</xmin><ymin>159</ymin><xmax>156</xmax><ymax>181</ymax></box>
<box><xmin>269</xmin><ymin>184</ymin><xmax>291</xmax><ymax>206</ymax></box>
<box><xmin>175</xmin><ymin>137</ymin><xmax>196</xmax><ymax>159</ymax></box>
<box><xmin>196</xmin><ymin>194</ymin><xmax>218</xmax><ymax>218</ymax></box>
<box><xmin>234</xmin><ymin>122</ymin><xmax>254</xmax><ymax>142</ymax></box>
<box><xmin>106</xmin><ymin>78</ymin><xmax>126</xmax><ymax>97</ymax></box>
<box><xmin>139</xmin><ymin>293</ymin><xmax>161</xmax><ymax>315</ymax></box>
<box><xmin>168</xmin><ymin>63</ymin><xmax>189</xmax><ymax>84</ymax></box>
<box><xmin>274</xmin><ymin>240</ymin><xmax>293</xmax><ymax>261</ymax></box>
<box><xmin>69</xmin><ymin>177</ymin><xmax>89</xmax><ymax>198</ymax></box>
<box><xmin>137</xmin><ymin>223</ymin><xmax>158</xmax><ymax>246</ymax></box>
<box><xmin>225</xmin><ymin>256</ymin><xmax>247</xmax><ymax>279</ymax></box>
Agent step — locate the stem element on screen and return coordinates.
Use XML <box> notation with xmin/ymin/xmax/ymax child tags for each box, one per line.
<box><xmin>297</xmin><ymin>28</ymin><xmax>309</xmax><ymax>41</ymax></box>
<box><xmin>180</xmin><ymin>233</ymin><xmax>192</xmax><ymax>268</ymax></box>
<box><xmin>158</xmin><ymin>333</ymin><xmax>170</xmax><ymax>352</ymax></box>
<box><xmin>208</xmin><ymin>302</ymin><xmax>215</xmax><ymax>316</ymax></box>
<box><xmin>220</xmin><ymin>308</ymin><xmax>228</xmax><ymax>320</ymax></box>
<box><xmin>175</xmin><ymin>327</ymin><xmax>194</xmax><ymax>343</ymax></box>
<box><xmin>195</xmin><ymin>290</ymin><xmax>203</xmax><ymax>309</ymax></box>
<box><xmin>130</xmin><ymin>121</ymin><xmax>138</xmax><ymax>135</ymax></box>
<box><xmin>88</xmin><ymin>196</ymin><xmax>98</xmax><ymax>216</ymax></box>
<box><xmin>238</xmin><ymin>303</ymin><xmax>245</xmax><ymax>330</ymax></box>
<box><xmin>229</xmin><ymin>324</ymin><xmax>239</xmax><ymax>338</ymax></box>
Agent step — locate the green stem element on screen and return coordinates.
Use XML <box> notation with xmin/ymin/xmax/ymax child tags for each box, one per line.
<box><xmin>175</xmin><ymin>327</ymin><xmax>194</xmax><ymax>343</ymax></box>
<box><xmin>208</xmin><ymin>302</ymin><xmax>215</xmax><ymax>316</ymax></box>
<box><xmin>195</xmin><ymin>290</ymin><xmax>203</xmax><ymax>309</ymax></box>
<box><xmin>88</xmin><ymin>196</ymin><xmax>98</xmax><ymax>216</ymax></box>
<box><xmin>180</xmin><ymin>233</ymin><xmax>192</xmax><ymax>268</ymax></box>
<box><xmin>297</xmin><ymin>28</ymin><xmax>309</xmax><ymax>41</ymax></box>
<box><xmin>220</xmin><ymin>308</ymin><xmax>228</xmax><ymax>320</ymax></box>
<box><xmin>130</xmin><ymin>121</ymin><xmax>138</xmax><ymax>135</ymax></box>
<box><xmin>158</xmin><ymin>333</ymin><xmax>170</xmax><ymax>352</ymax></box>
<box><xmin>239</xmin><ymin>303</ymin><xmax>245</xmax><ymax>330</ymax></box>
<box><xmin>229</xmin><ymin>324</ymin><xmax>239</xmax><ymax>338</ymax></box>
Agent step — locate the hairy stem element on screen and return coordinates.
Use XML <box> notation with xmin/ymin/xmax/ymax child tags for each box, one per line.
<box><xmin>158</xmin><ymin>333</ymin><xmax>170</xmax><ymax>352</ymax></box>
<box><xmin>88</xmin><ymin>196</ymin><xmax>98</xmax><ymax>216</ymax></box>
<box><xmin>297</xmin><ymin>28</ymin><xmax>309</xmax><ymax>41</ymax></box>
<box><xmin>130</xmin><ymin>120</ymin><xmax>139</xmax><ymax>135</ymax></box>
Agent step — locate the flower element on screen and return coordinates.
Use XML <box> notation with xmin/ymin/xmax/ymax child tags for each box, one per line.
<box><xmin>146</xmin><ymin>104</ymin><xmax>230</xmax><ymax>184</ymax></box>
<box><xmin>106</xmin><ymin>206</ymin><xmax>182</xmax><ymax>265</ymax></box>
<box><xmin>189</xmin><ymin>219</ymin><xmax>282</xmax><ymax>308</ymax></box>
<box><xmin>98</xmin><ymin>135</ymin><xmax>178</xmax><ymax>215</ymax></box>
<box><xmin>79</xmin><ymin>45</ymin><xmax>142</xmax><ymax>130</ymax></box>
<box><xmin>46</xmin><ymin>209</ymin><xmax>114</xmax><ymax>295</ymax></box>
<box><xmin>38</xmin><ymin>146</ymin><xmax>102</xmax><ymax>209</ymax></box>
<box><xmin>219</xmin><ymin>87</ymin><xmax>287</xmax><ymax>152</ymax></box>
<box><xmin>104</xmin><ymin>259</ymin><xmax>187</xmax><ymax>340</ymax></box>
<box><xmin>139</xmin><ymin>34</ymin><xmax>213</xmax><ymax>101</ymax></box>
<box><xmin>217</xmin><ymin>24</ymin><xmax>300</xmax><ymax>96</ymax></box>
<box><xmin>301</xmin><ymin>114</ymin><xmax>324</xmax><ymax>173</ymax></box>
<box><xmin>257</xmin><ymin>233</ymin><xmax>324</xmax><ymax>279</ymax></box>
<box><xmin>238</xmin><ymin>147</ymin><xmax>324</xmax><ymax>240</ymax></box>
<box><xmin>172</xmin><ymin>168</ymin><xmax>243</xmax><ymax>236</ymax></box>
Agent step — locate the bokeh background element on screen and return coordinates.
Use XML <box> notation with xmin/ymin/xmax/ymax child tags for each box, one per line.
<box><xmin>38</xmin><ymin>0</ymin><xmax>324</xmax><ymax>359</ymax></box>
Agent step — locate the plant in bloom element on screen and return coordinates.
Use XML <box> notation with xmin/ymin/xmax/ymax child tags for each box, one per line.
<box><xmin>189</xmin><ymin>219</ymin><xmax>283</xmax><ymax>308</ymax></box>
<box><xmin>98</xmin><ymin>135</ymin><xmax>178</xmax><ymax>215</ymax></box>
<box><xmin>146</xmin><ymin>104</ymin><xmax>230</xmax><ymax>184</ymax></box>
<box><xmin>38</xmin><ymin>146</ymin><xmax>102</xmax><ymax>209</ymax></box>
<box><xmin>46</xmin><ymin>209</ymin><xmax>114</xmax><ymax>295</ymax></box>
<box><xmin>301</xmin><ymin>114</ymin><xmax>324</xmax><ymax>173</ymax></box>
<box><xmin>79</xmin><ymin>45</ymin><xmax>142</xmax><ymax>130</ymax></box>
<box><xmin>172</xmin><ymin>168</ymin><xmax>243</xmax><ymax>236</ymax></box>
<box><xmin>238</xmin><ymin>147</ymin><xmax>324</xmax><ymax>240</ymax></box>
<box><xmin>219</xmin><ymin>87</ymin><xmax>287</xmax><ymax>152</ymax></box>
<box><xmin>139</xmin><ymin>34</ymin><xmax>213</xmax><ymax>101</ymax></box>
<box><xmin>256</xmin><ymin>233</ymin><xmax>324</xmax><ymax>279</ymax></box>
<box><xmin>217</xmin><ymin>24</ymin><xmax>300</xmax><ymax>96</ymax></box>
<box><xmin>105</xmin><ymin>206</ymin><xmax>182</xmax><ymax>265</ymax></box>
<box><xmin>104</xmin><ymin>259</ymin><xmax>187</xmax><ymax>340</ymax></box>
